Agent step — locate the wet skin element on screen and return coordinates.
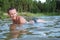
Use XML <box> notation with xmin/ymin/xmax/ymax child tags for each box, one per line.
<box><xmin>8</xmin><ymin>9</ymin><xmax>27</xmax><ymax>24</ymax></box>
<box><xmin>8</xmin><ymin>8</ymin><xmax>46</xmax><ymax>24</ymax></box>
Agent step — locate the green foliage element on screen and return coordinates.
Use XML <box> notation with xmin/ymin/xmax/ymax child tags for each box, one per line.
<box><xmin>0</xmin><ymin>0</ymin><xmax>57</xmax><ymax>12</ymax></box>
<box><xmin>0</xmin><ymin>0</ymin><xmax>60</xmax><ymax>17</ymax></box>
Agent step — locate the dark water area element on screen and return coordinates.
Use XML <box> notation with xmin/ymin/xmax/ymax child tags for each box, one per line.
<box><xmin>0</xmin><ymin>16</ymin><xmax>60</xmax><ymax>40</ymax></box>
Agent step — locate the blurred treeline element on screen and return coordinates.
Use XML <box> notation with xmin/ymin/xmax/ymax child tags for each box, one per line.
<box><xmin>0</xmin><ymin>0</ymin><xmax>60</xmax><ymax>13</ymax></box>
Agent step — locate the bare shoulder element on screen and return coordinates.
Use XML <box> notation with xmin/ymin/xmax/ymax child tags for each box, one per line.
<box><xmin>18</xmin><ymin>16</ymin><xmax>27</xmax><ymax>23</ymax></box>
<box><xmin>18</xmin><ymin>16</ymin><xmax>25</xmax><ymax>19</ymax></box>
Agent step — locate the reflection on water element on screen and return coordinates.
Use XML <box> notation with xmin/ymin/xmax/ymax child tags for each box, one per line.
<box><xmin>0</xmin><ymin>16</ymin><xmax>60</xmax><ymax>40</ymax></box>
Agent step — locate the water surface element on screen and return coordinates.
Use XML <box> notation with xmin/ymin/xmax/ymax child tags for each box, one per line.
<box><xmin>0</xmin><ymin>16</ymin><xmax>60</xmax><ymax>40</ymax></box>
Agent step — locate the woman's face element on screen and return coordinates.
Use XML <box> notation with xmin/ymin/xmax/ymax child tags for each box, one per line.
<box><xmin>8</xmin><ymin>9</ymin><xmax>17</xmax><ymax>18</ymax></box>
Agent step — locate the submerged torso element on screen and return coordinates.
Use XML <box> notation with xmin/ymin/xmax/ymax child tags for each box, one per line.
<box><xmin>12</xmin><ymin>16</ymin><xmax>20</xmax><ymax>24</ymax></box>
<box><xmin>12</xmin><ymin>16</ymin><xmax>27</xmax><ymax>24</ymax></box>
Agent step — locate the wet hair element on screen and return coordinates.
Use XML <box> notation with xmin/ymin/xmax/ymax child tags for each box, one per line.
<box><xmin>7</xmin><ymin>7</ymin><xmax>16</xmax><ymax>14</ymax></box>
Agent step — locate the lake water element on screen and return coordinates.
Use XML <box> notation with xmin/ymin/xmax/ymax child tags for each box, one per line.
<box><xmin>0</xmin><ymin>16</ymin><xmax>60</xmax><ymax>40</ymax></box>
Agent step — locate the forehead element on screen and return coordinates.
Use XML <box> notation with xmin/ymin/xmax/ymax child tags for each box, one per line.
<box><xmin>9</xmin><ymin>9</ymin><xmax>17</xmax><ymax>13</ymax></box>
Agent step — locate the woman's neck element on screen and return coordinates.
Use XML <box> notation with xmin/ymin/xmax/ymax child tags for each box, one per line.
<box><xmin>12</xmin><ymin>16</ymin><xmax>17</xmax><ymax>20</ymax></box>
